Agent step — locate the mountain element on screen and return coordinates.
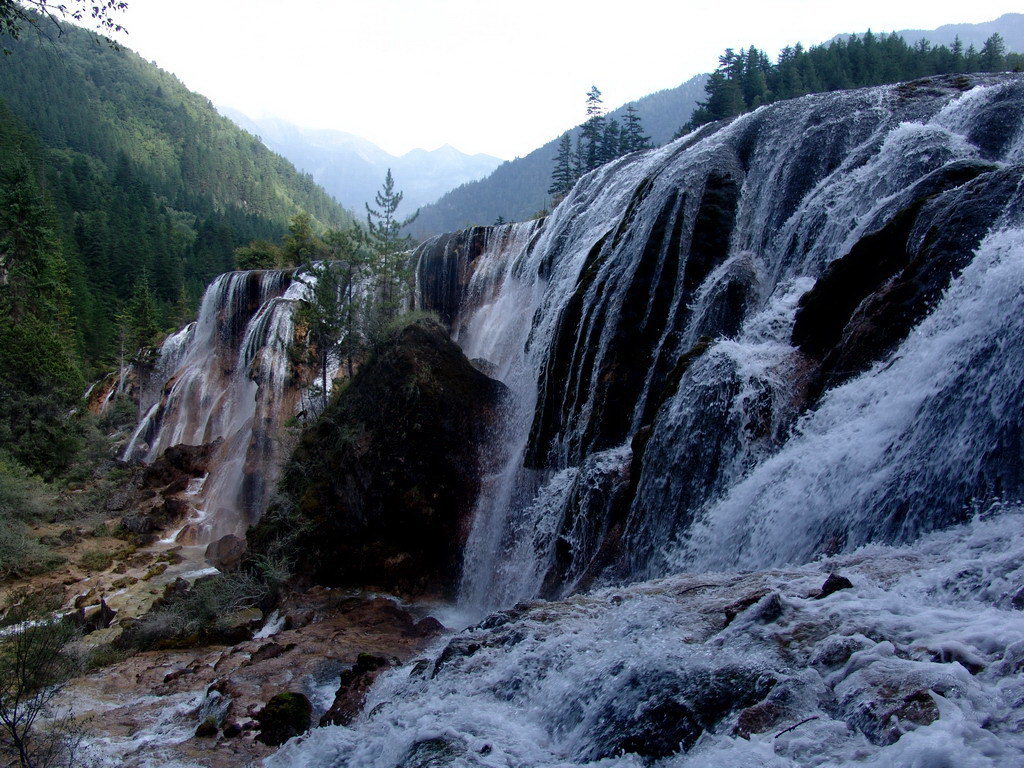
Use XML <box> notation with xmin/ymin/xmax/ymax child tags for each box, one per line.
<box><xmin>0</xmin><ymin>21</ymin><xmax>355</xmax><ymax>364</ymax></box>
<box><xmin>889</xmin><ymin>12</ymin><xmax>1024</xmax><ymax>51</ymax></box>
<box><xmin>220</xmin><ymin>110</ymin><xmax>503</xmax><ymax>214</ymax></box>
<box><xmin>408</xmin><ymin>74</ymin><xmax>709</xmax><ymax>238</ymax></box>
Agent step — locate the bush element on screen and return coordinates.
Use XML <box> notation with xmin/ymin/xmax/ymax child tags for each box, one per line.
<box><xmin>127</xmin><ymin>571</ymin><xmax>270</xmax><ymax>650</ymax></box>
<box><xmin>0</xmin><ymin>595</ymin><xmax>86</xmax><ymax>768</ymax></box>
<box><xmin>0</xmin><ymin>524</ymin><xmax>65</xmax><ymax>579</ymax></box>
<box><xmin>79</xmin><ymin>549</ymin><xmax>116</xmax><ymax>572</ymax></box>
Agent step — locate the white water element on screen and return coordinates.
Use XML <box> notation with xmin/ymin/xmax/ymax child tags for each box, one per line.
<box><xmin>121</xmin><ymin>263</ymin><xmax>362</xmax><ymax>541</ymax></box>
<box><xmin>256</xmin><ymin>75</ymin><xmax>1024</xmax><ymax>768</ymax></box>
<box><xmin>269</xmin><ymin>509</ymin><xmax>1024</xmax><ymax>768</ymax></box>
<box><xmin>413</xmin><ymin>75</ymin><xmax>1024</xmax><ymax>607</ymax></box>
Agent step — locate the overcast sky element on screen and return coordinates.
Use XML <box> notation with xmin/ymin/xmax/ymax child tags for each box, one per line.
<box><xmin>102</xmin><ymin>0</ymin><xmax>1020</xmax><ymax>159</ymax></box>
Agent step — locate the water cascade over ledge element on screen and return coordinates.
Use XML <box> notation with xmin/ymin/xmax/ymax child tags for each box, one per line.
<box><xmin>123</xmin><ymin>268</ymin><xmax>316</xmax><ymax>542</ymax></box>
<box><xmin>415</xmin><ymin>73</ymin><xmax>1024</xmax><ymax>610</ymax></box>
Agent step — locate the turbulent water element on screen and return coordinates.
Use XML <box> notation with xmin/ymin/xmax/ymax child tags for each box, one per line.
<box><xmin>416</xmin><ymin>73</ymin><xmax>1024</xmax><ymax>608</ymax></box>
<box><xmin>262</xmin><ymin>74</ymin><xmax>1024</xmax><ymax>767</ymax></box>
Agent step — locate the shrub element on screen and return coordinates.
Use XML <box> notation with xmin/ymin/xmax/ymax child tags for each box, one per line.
<box><xmin>127</xmin><ymin>571</ymin><xmax>270</xmax><ymax>650</ymax></box>
<box><xmin>0</xmin><ymin>595</ymin><xmax>86</xmax><ymax>768</ymax></box>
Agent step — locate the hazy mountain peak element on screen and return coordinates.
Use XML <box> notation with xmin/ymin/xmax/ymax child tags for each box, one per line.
<box><xmin>218</xmin><ymin>109</ymin><xmax>503</xmax><ymax>212</ymax></box>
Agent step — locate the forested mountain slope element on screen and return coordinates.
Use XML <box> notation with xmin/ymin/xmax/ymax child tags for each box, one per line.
<box><xmin>0</xmin><ymin>21</ymin><xmax>354</xmax><ymax>478</ymax></box>
<box><xmin>0</xmin><ymin>22</ymin><xmax>355</xmax><ymax>366</ymax></box>
<box><xmin>889</xmin><ymin>12</ymin><xmax>1024</xmax><ymax>51</ymax></box>
<box><xmin>407</xmin><ymin>74</ymin><xmax>709</xmax><ymax>237</ymax></box>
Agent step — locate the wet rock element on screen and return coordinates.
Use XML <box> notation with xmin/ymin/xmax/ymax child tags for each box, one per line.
<box><xmin>815</xmin><ymin>573</ymin><xmax>854</xmax><ymax>599</ymax></box>
<box><xmin>431</xmin><ymin>636</ymin><xmax>482</xmax><ymax>678</ymax></box>
<box><xmin>195</xmin><ymin>718</ymin><xmax>218</xmax><ymax>738</ymax></box>
<box><xmin>734</xmin><ymin>699</ymin><xmax>787</xmax><ymax>738</ymax></box>
<box><xmin>205</xmin><ymin>534</ymin><xmax>247</xmax><ymax>572</ymax></box>
<box><xmin>255</xmin><ymin>692</ymin><xmax>312</xmax><ymax>746</ymax></box>
<box><xmin>142</xmin><ymin>439</ymin><xmax>221</xmax><ymax>489</ymax></box>
<box><xmin>320</xmin><ymin>653</ymin><xmax>394</xmax><ymax>727</ymax></box>
<box><xmin>397</xmin><ymin>737</ymin><xmax>467</xmax><ymax>768</ymax></box>
<box><xmin>793</xmin><ymin>162</ymin><xmax>1016</xmax><ymax>404</ymax></box>
<box><xmin>221</xmin><ymin>721</ymin><xmax>241</xmax><ymax>738</ymax></box>
<box><xmin>411</xmin><ymin>616</ymin><xmax>446</xmax><ymax>638</ymax></box>
<box><xmin>248</xmin><ymin>642</ymin><xmax>287</xmax><ymax>664</ymax></box>
<box><xmin>248</xmin><ymin>319</ymin><xmax>507</xmax><ymax>598</ymax></box>
<box><xmin>162</xmin><ymin>476</ymin><xmax>190</xmax><ymax>496</ymax></box>
<box><xmin>810</xmin><ymin>634</ymin><xmax>872</xmax><ymax>669</ymax></box>
<box><xmin>584</xmin><ymin>665</ymin><xmax>776</xmax><ymax>761</ymax></box>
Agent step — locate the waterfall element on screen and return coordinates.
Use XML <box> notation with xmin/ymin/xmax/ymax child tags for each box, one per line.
<box><xmin>267</xmin><ymin>75</ymin><xmax>1024</xmax><ymax>768</ymax></box>
<box><xmin>122</xmin><ymin>268</ymin><xmax>322</xmax><ymax>542</ymax></box>
<box><xmin>413</xmin><ymin>74</ymin><xmax>1024</xmax><ymax>608</ymax></box>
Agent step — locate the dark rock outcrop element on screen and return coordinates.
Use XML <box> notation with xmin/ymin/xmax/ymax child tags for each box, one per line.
<box><xmin>255</xmin><ymin>692</ymin><xmax>312</xmax><ymax>746</ymax></box>
<box><xmin>249</xmin><ymin>319</ymin><xmax>506</xmax><ymax>598</ymax></box>
<box><xmin>141</xmin><ymin>439</ymin><xmax>222</xmax><ymax>490</ymax></box>
<box><xmin>793</xmin><ymin>161</ymin><xmax>1015</xmax><ymax>401</ymax></box>
<box><xmin>319</xmin><ymin>653</ymin><xmax>394</xmax><ymax>727</ymax></box>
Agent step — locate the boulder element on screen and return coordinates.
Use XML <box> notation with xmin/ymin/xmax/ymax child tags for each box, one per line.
<box><xmin>205</xmin><ymin>534</ymin><xmax>247</xmax><ymax>572</ymax></box>
<box><xmin>142</xmin><ymin>439</ymin><xmax>222</xmax><ymax>490</ymax></box>
<box><xmin>255</xmin><ymin>692</ymin><xmax>312</xmax><ymax>746</ymax></box>
<box><xmin>815</xmin><ymin>573</ymin><xmax>854</xmax><ymax>599</ymax></box>
<box><xmin>248</xmin><ymin>319</ymin><xmax>507</xmax><ymax>598</ymax></box>
<box><xmin>319</xmin><ymin>653</ymin><xmax>394</xmax><ymax>727</ymax></box>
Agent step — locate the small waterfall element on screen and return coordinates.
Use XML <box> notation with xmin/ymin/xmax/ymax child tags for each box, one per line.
<box><xmin>123</xmin><ymin>268</ymin><xmax>321</xmax><ymax>541</ymax></box>
<box><xmin>413</xmin><ymin>73</ymin><xmax>1024</xmax><ymax>609</ymax></box>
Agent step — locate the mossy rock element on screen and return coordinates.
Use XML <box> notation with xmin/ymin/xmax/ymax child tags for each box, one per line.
<box><xmin>255</xmin><ymin>692</ymin><xmax>312</xmax><ymax>746</ymax></box>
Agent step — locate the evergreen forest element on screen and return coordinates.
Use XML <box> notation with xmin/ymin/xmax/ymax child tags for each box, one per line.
<box><xmin>686</xmin><ymin>31</ymin><xmax>1023</xmax><ymax>129</ymax></box>
<box><xmin>0</xmin><ymin>20</ymin><xmax>355</xmax><ymax>478</ymax></box>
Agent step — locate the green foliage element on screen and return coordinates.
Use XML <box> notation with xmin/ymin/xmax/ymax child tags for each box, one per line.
<box><xmin>295</xmin><ymin>226</ymin><xmax>371</xmax><ymax>410</ymax></box>
<box><xmin>127</xmin><ymin>572</ymin><xmax>269</xmax><ymax>650</ymax></box>
<box><xmin>549</xmin><ymin>88</ymin><xmax>654</xmax><ymax>202</ymax></box>
<box><xmin>0</xmin><ymin>21</ymin><xmax>355</xmax><ymax>372</ymax></box>
<box><xmin>685</xmin><ymin>32</ymin><xmax>1024</xmax><ymax>131</ymax></box>
<box><xmin>234</xmin><ymin>239</ymin><xmax>282</xmax><ymax>270</ymax></box>
<box><xmin>366</xmin><ymin>170</ymin><xmax>419</xmax><ymax>319</ymax></box>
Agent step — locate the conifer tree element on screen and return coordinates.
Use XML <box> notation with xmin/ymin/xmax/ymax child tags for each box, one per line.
<box><xmin>548</xmin><ymin>132</ymin><xmax>577</xmax><ymax>200</ymax></box>
<box><xmin>621</xmin><ymin>105</ymin><xmax>652</xmax><ymax>153</ymax></box>
<box><xmin>579</xmin><ymin>85</ymin><xmax>607</xmax><ymax>173</ymax></box>
<box><xmin>366</xmin><ymin>169</ymin><xmax>418</xmax><ymax>319</ymax></box>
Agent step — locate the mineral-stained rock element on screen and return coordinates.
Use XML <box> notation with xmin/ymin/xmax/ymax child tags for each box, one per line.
<box><xmin>248</xmin><ymin>319</ymin><xmax>507</xmax><ymax>598</ymax></box>
<box><xmin>255</xmin><ymin>692</ymin><xmax>312</xmax><ymax>746</ymax></box>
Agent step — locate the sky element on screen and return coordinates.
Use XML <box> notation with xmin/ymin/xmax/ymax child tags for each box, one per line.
<box><xmin>98</xmin><ymin>0</ymin><xmax>1022</xmax><ymax>159</ymax></box>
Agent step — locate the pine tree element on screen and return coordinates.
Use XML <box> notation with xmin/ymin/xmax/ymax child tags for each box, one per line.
<box><xmin>282</xmin><ymin>212</ymin><xmax>323</xmax><ymax>267</ymax></box>
<box><xmin>366</xmin><ymin>169</ymin><xmax>418</xmax><ymax>319</ymax></box>
<box><xmin>981</xmin><ymin>33</ymin><xmax>1006</xmax><ymax>71</ymax></box>
<box><xmin>621</xmin><ymin>105</ymin><xmax>652</xmax><ymax>153</ymax></box>
<box><xmin>600</xmin><ymin>119</ymin><xmax>621</xmax><ymax>164</ymax></box>
<box><xmin>579</xmin><ymin>85</ymin><xmax>607</xmax><ymax>173</ymax></box>
<box><xmin>548</xmin><ymin>131</ymin><xmax>577</xmax><ymax>200</ymax></box>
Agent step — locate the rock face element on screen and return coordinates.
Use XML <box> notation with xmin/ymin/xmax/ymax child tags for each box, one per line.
<box><xmin>250</xmin><ymin>319</ymin><xmax>506</xmax><ymax>598</ymax></box>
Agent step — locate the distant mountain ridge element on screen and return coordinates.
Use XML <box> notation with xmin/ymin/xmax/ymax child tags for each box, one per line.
<box><xmin>876</xmin><ymin>12</ymin><xmax>1024</xmax><ymax>51</ymax></box>
<box><xmin>221</xmin><ymin>110</ymin><xmax>503</xmax><ymax>215</ymax></box>
<box><xmin>408</xmin><ymin>74</ymin><xmax>709</xmax><ymax>237</ymax></box>
<box><xmin>411</xmin><ymin>13</ymin><xmax>1024</xmax><ymax>239</ymax></box>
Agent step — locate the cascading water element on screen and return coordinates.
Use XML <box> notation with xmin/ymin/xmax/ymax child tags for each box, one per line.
<box><xmin>123</xmin><ymin>267</ymin><xmax>330</xmax><ymax>541</ymax></box>
<box><xmin>414</xmin><ymin>73</ymin><xmax>1024</xmax><ymax>608</ymax></box>
<box><xmin>256</xmin><ymin>73</ymin><xmax>1024</xmax><ymax>767</ymax></box>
